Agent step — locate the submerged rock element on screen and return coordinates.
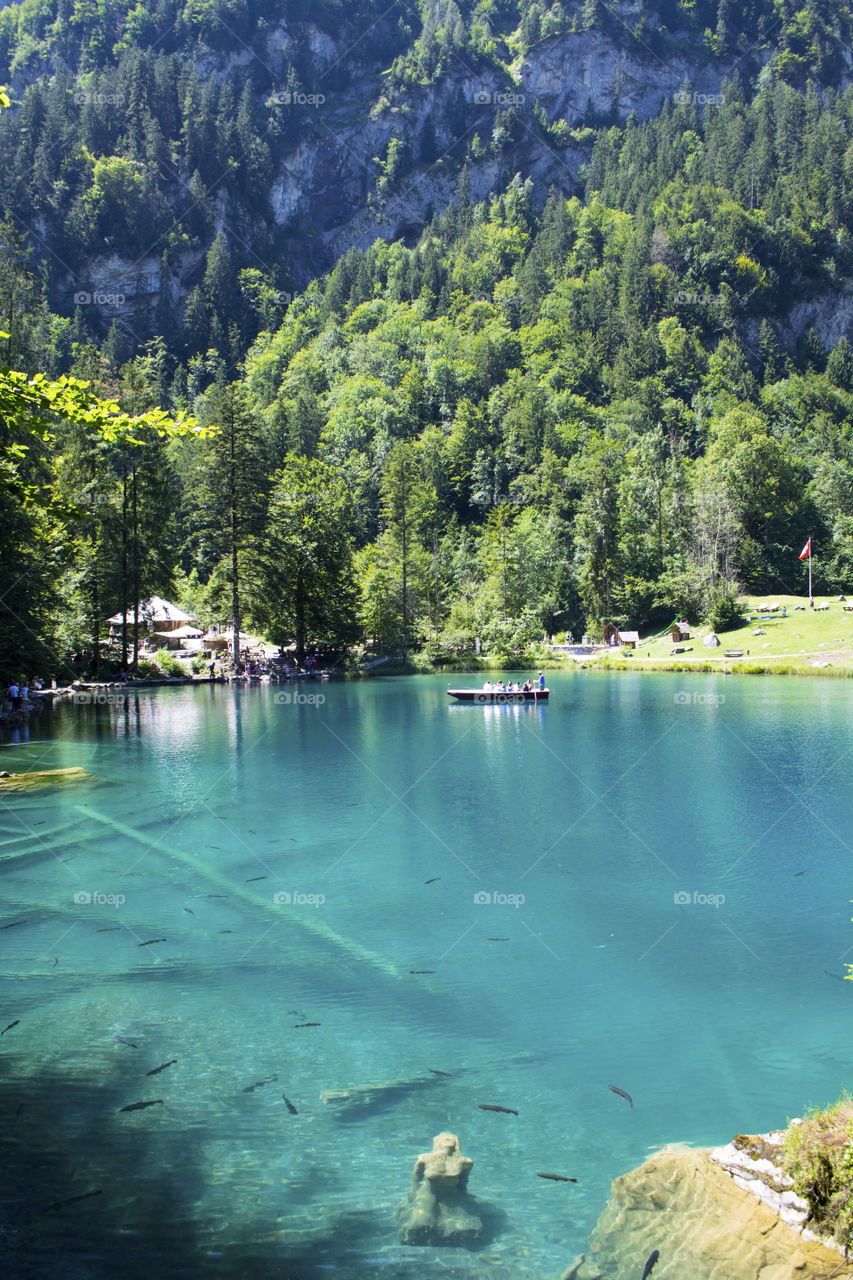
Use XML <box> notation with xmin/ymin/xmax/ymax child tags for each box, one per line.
<box><xmin>397</xmin><ymin>1131</ymin><xmax>483</xmax><ymax>1246</ymax></box>
<box><xmin>566</xmin><ymin>1144</ymin><xmax>844</xmax><ymax>1280</ymax></box>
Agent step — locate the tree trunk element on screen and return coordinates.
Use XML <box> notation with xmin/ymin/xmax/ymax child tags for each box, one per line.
<box><xmin>131</xmin><ymin>464</ymin><xmax>140</xmax><ymax>674</ymax></box>
<box><xmin>295</xmin><ymin>562</ymin><xmax>305</xmax><ymax>664</ymax></box>
<box><xmin>120</xmin><ymin>472</ymin><xmax>128</xmax><ymax>672</ymax></box>
<box><xmin>230</xmin><ymin>420</ymin><xmax>240</xmax><ymax>664</ymax></box>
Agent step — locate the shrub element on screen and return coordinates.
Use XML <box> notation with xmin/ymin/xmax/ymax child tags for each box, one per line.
<box><xmin>152</xmin><ymin>648</ymin><xmax>187</xmax><ymax>677</ymax></box>
<box><xmin>707</xmin><ymin>582</ymin><xmax>745</xmax><ymax>632</ymax></box>
<box><xmin>782</xmin><ymin>1096</ymin><xmax>853</xmax><ymax>1246</ymax></box>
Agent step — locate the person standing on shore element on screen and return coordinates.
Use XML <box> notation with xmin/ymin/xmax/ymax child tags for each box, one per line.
<box><xmin>8</xmin><ymin>678</ymin><xmax>20</xmax><ymax>710</ymax></box>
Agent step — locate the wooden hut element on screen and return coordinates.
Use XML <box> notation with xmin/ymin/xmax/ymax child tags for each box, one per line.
<box><xmin>670</xmin><ymin>621</ymin><xmax>691</xmax><ymax>643</ymax></box>
<box><xmin>108</xmin><ymin>596</ymin><xmax>201</xmax><ymax>637</ymax></box>
<box><xmin>618</xmin><ymin>630</ymin><xmax>640</xmax><ymax>649</ymax></box>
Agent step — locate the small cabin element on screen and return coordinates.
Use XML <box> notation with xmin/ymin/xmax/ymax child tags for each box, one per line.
<box><xmin>618</xmin><ymin>630</ymin><xmax>640</xmax><ymax>649</ymax></box>
<box><xmin>670</xmin><ymin>621</ymin><xmax>691</xmax><ymax>643</ymax></box>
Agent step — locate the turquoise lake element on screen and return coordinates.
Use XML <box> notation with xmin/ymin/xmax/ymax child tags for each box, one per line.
<box><xmin>1</xmin><ymin>671</ymin><xmax>851</xmax><ymax>1279</ymax></box>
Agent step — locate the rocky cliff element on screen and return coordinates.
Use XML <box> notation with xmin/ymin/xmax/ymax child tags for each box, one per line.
<box><xmin>562</xmin><ymin>1142</ymin><xmax>847</xmax><ymax>1280</ymax></box>
<box><xmin>47</xmin><ymin>12</ymin><xmax>750</xmax><ymax>322</ymax></box>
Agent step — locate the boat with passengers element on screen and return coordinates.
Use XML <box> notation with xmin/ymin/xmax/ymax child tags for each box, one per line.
<box><xmin>447</xmin><ymin>677</ymin><xmax>549</xmax><ymax>703</ymax></box>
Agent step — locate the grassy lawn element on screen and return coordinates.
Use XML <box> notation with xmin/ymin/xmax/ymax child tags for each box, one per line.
<box><xmin>592</xmin><ymin>593</ymin><xmax>853</xmax><ymax>675</ymax></box>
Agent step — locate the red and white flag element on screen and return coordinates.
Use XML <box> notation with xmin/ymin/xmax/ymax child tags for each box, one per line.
<box><xmin>799</xmin><ymin>538</ymin><xmax>811</xmax><ymax>560</ymax></box>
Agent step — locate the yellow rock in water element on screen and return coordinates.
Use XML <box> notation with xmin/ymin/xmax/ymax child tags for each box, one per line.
<box><xmin>0</xmin><ymin>767</ymin><xmax>94</xmax><ymax>792</ymax></box>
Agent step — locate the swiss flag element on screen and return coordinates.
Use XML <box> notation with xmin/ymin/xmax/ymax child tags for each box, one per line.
<box><xmin>799</xmin><ymin>538</ymin><xmax>811</xmax><ymax>560</ymax></box>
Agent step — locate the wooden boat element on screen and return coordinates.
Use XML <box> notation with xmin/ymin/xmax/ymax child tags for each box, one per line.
<box><xmin>447</xmin><ymin>687</ymin><xmax>549</xmax><ymax>703</ymax></box>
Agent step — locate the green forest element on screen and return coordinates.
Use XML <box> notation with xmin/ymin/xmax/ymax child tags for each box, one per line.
<box><xmin>2</xmin><ymin>0</ymin><xmax>853</xmax><ymax>676</ymax></box>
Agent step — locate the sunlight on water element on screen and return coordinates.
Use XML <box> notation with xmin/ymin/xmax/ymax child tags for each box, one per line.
<box><xmin>1</xmin><ymin>673</ymin><xmax>851</xmax><ymax>1279</ymax></box>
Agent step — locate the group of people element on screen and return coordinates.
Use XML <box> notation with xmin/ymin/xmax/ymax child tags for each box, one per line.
<box><xmin>482</xmin><ymin>672</ymin><xmax>546</xmax><ymax>693</ymax></box>
<box><xmin>5</xmin><ymin>677</ymin><xmax>41</xmax><ymax>712</ymax></box>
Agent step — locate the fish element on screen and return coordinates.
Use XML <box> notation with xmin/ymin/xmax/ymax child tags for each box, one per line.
<box><xmin>183</xmin><ymin>908</ymin><xmax>195</xmax><ymax>915</ymax></box>
<box><xmin>146</xmin><ymin>1059</ymin><xmax>177</xmax><ymax>1076</ymax></box>
<box><xmin>426</xmin><ymin>1068</ymin><xmax>453</xmax><ymax>1077</ymax></box>
<box><xmin>138</xmin><ymin>938</ymin><xmax>166</xmax><ymax>946</ymax></box>
<box><xmin>609</xmin><ymin>1085</ymin><xmax>633</xmax><ymax>1107</ymax></box>
<box><xmin>282</xmin><ymin>1094</ymin><xmax>298</xmax><ymax>1114</ymax></box>
<box><xmin>825</xmin><ymin>970</ymin><xmax>846</xmax><ymax>981</ymax></box>
<box><xmin>294</xmin><ymin>1022</ymin><xmax>321</xmax><ymax>1027</ymax></box>
<box><xmin>206</xmin><ymin>894</ymin><xmax>225</xmax><ymax>898</ymax></box>
<box><xmin>245</xmin><ymin>876</ymin><xmax>266</xmax><ymax>883</ymax></box>
<box><xmin>641</xmin><ymin>1248</ymin><xmax>660</xmax><ymax>1279</ymax></box>
<box><xmin>794</xmin><ymin>870</ymin><xmax>805</xmax><ymax>876</ymax></box>
<box><xmin>425</xmin><ymin>877</ymin><xmax>440</xmax><ymax>884</ymax></box>
<box><xmin>478</xmin><ymin>1104</ymin><xmax>518</xmax><ymax>1115</ymax></box>
<box><xmin>488</xmin><ymin>937</ymin><xmax>509</xmax><ymax>941</ymax></box>
<box><xmin>118</xmin><ymin>1099</ymin><xmax>164</xmax><ymax>1112</ymax></box>
<box><xmin>1</xmin><ymin>1019</ymin><xmax>20</xmax><ymax>1036</ymax></box>
<box><xmin>242</xmin><ymin>1075</ymin><xmax>278</xmax><ymax>1092</ymax></box>
<box><xmin>114</xmin><ymin>1035</ymin><xmax>137</xmax><ymax>1048</ymax></box>
<box><xmin>43</xmin><ymin>1189</ymin><xmax>103</xmax><ymax>1211</ymax></box>
<box><xmin>410</xmin><ymin>970</ymin><xmax>434</xmax><ymax>974</ymax></box>
<box><xmin>218</xmin><ymin>929</ymin><xmax>232</xmax><ymax>934</ymax></box>
<box><xmin>536</xmin><ymin>1173</ymin><xmax>577</xmax><ymax>1182</ymax></box>
<box><xmin>96</xmin><ymin>927</ymin><xmax>120</xmax><ymax>932</ymax></box>
<box><xmin>1</xmin><ymin>921</ymin><xmax>25</xmax><ymax>930</ymax></box>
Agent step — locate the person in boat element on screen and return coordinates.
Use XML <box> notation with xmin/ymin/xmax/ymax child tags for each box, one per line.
<box><xmin>483</xmin><ymin>680</ymin><xmax>492</xmax><ymax>691</ymax></box>
<box><xmin>522</xmin><ymin>679</ymin><xmax>531</xmax><ymax>692</ymax></box>
<box><xmin>538</xmin><ymin>671</ymin><xmax>545</xmax><ymax>690</ymax></box>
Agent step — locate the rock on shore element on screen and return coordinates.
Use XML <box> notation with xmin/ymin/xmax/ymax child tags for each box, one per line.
<box><xmin>562</xmin><ymin>1144</ymin><xmax>844</xmax><ymax>1280</ymax></box>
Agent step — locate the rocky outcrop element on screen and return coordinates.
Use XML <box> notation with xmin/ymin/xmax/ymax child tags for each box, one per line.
<box><xmin>562</xmin><ymin>1144</ymin><xmax>844</xmax><ymax>1280</ymax></box>
<box><xmin>397</xmin><ymin>1132</ymin><xmax>483</xmax><ymax>1246</ymax></box>
<box><xmin>50</xmin><ymin>11</ymin><xmax>751</xmax><ymax>320</ymax></box>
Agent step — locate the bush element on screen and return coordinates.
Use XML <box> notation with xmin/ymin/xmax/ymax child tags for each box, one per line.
<box><xmin>707</xmin><ymin>582</ymin><xmax>745</xmax><ymax>632</ymax></box>
<box><xmin>782</xmin><ymin>1096</ymin><xmax>853</xmax><ymax>1246</ymax></box>
<box><xmin>152</xmin><ymin>648</ymin><xmax>187</xmax><ymax>677</ymax></box>
<box><xmin>482</xmin><ymin>610</ymin><xmax>542</xmax><ymax>659</ymax></box>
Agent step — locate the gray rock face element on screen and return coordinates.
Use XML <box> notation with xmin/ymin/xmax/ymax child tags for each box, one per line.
<box><xmin>520</xmin><ymin>27</ymin><xmax>738</xmax><ymax>124</ymax></box>
<box><xmin>52</xmin><ymin>15</ymin><xmax>750</xmax><ymax>321</ymax></box>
